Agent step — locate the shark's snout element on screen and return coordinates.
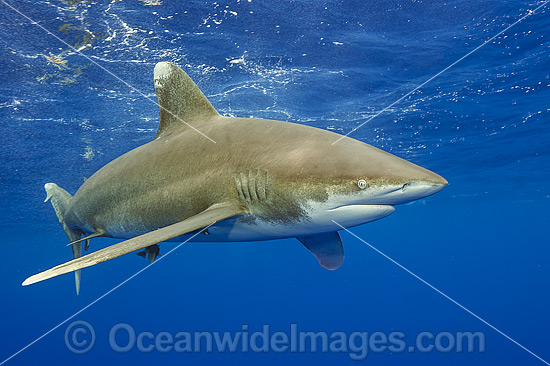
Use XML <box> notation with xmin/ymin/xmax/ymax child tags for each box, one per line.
<box><xmin>401</xmin><ymin>180</ymin><xmax>447</xmax><ymax>197</ymax></box>
<box><xmin>402</xmin><ymin>171</ymin><xmax>448</xmax><ymax>191</ymax></box>
<box><xmin>377</xmin><ymin>152</ymin><xmax>448</xmax><ymax>204</ymax></box>
<box><xmin>371</xmin><ymin>179</ymin><xmax>447</xmax><ymax>205</ymax></box>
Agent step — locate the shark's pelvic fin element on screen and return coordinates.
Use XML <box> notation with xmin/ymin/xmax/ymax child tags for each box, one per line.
<box><xmin>136</xmin><ymin>244</ymin><xmax>162</xmax><ymax>263</ymax></box>
<box><xmin>44</xmin><ymin>183</ymin><xmax>82</xmax><ymax>295</ymax></box>
<box><xmin>153</xmin><ymin>62</ymin><xmax>220</xmax><ymax>139</ymax></box>
<box><xmin>297</xmin><ymin>231</ymin><xmax>344</xmax><ymax>270</ymax></box>
<box><xmin>23</xmin><ymin>203</ymin><xmax>247</xmax><ymax>287</ymax></box>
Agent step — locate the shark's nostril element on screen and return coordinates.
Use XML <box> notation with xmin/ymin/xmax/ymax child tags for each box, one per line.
<box><xmin>401</xmin><ymin>182</ymin><xmax>411</xmax><ymax>192</ymax></box>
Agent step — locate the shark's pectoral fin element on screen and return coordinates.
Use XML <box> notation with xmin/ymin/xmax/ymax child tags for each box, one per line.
<box><xmin>23</xmin><ymin>203</ymin><xmax>247</xmax><ymax>287</ymax></box>
<box><xmin>297</xmin><ymin>232</ymin><xmax>344</xmax><ymax>270</ymax></box>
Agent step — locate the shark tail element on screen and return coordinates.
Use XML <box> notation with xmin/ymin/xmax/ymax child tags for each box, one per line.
<box><xmin>44</xmin><ymin>183</ymin><xmax>82</xmax><ymax>295</ymax></box>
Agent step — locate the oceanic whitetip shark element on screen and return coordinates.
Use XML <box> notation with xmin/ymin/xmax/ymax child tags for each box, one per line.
<box><xmin>23</xmin><ymin>62</ymin><xmax>447</xmax><ymax>294</ymax></box>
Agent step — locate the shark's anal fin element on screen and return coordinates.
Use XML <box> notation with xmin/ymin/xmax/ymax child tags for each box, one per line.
<box><xmin>297</xmin><ymin>232</ymin><xmax>344</xmax><ymax>270</ymax></box>
<box><xmin>23</xmin><ymin>203</ymin><xmax>247</xmax><ymax>287</ymax></box>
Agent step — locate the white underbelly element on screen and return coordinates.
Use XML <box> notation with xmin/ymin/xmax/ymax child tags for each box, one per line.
<box><xmin>175</xmin><ymin>203</ymin><xmax>395</xmax><ymax>242</ymax></box>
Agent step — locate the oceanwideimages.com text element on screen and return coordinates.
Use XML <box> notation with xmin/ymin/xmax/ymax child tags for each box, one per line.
<box><xmin>65</xmin><ymin>321</ymin><xmax>486</xmax><ymax>360</ymax></box>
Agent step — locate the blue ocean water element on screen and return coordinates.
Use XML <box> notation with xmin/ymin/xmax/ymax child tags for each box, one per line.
<box><xmin>1</xmin><ymin>0</ymin><xmax>549</xmax><ymax>364</ymax></box>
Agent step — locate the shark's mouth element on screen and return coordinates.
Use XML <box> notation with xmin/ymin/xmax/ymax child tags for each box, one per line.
<box><xmin>328</xmin><ymin>204</ymin><xmax>396</xmax><ymax>226</ymax></box>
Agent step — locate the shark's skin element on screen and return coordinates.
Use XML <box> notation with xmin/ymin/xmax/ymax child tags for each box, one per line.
<box><xmin>24</xmin><ymin>62</ymin><xmax>447</xmax><ymax>291</ymax></box>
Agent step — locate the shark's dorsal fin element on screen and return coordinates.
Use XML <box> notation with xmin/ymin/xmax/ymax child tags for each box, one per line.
<box><xmin>153</xmin><ymin>62</ymin><xmax>220</xmax><ymax>139</ymax></box>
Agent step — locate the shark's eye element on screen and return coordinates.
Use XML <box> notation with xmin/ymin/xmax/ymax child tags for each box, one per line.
<box><xmin>357</xmin><ymin>179</ymin><xmax>368</xmax><ymax>189</ymax></box>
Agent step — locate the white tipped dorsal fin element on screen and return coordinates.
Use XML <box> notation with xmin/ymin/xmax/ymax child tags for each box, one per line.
<box><xmin>153</xmin><ymin>62</ymin><xmax>220</xmax><ymax>139</ymax></box>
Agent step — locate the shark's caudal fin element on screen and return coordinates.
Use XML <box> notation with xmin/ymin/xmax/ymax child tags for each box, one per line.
<box><xmin>44</xmin><ymin>183</ymin><xmax>82</xmax><ymax>295</ymax></box>
<box><xmin>153</xmin><ymin>62</ymin><xmax>220</xmax><ymax>140</ymax></box>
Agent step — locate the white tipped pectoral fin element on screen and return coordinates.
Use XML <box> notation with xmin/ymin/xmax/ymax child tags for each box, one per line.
<box><xmin>297</xmin><ymin>231</ymin><xmax>344</xmax><ymax>270</ymax></box>
<box><xmin>23</xmin><ymin>203</ymin><xmax>247</xmax><ymax>287</ymax></box>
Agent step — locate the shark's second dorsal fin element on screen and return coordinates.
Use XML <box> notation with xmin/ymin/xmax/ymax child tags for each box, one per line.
<box><xmin>153</xmin><ymin>62</ymin><xmax>220</xmax><ymax>139</ymax></box>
